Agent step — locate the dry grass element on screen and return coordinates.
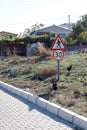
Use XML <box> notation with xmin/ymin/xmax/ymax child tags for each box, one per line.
<box><xmin>0</xmin><ymin>51</ymin><xmax>87</xmax><ymax>117</ymax></box>
<box><xmin>32</xmin><ymin>67</ymin><xmax>57</xmax><ymax>80</ymax></box>
<box><xmin>37</xmin><ymin>42</ymin><xmax>51</xmax><ymax>57</ymax></box>
<box><xmin>35</xmin><ymin>67</ymin><xmax>56</xmax><ymax>76</ymax></box>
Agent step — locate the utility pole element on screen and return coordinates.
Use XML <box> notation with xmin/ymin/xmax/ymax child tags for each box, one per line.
<box><xmin>68</xmin><ymin>15</ymin><xmax>70</xmax><ymax>29</ymax></box>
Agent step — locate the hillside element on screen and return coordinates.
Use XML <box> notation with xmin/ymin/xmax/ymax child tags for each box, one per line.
<box><xmin>0</xmin><ymin>51</ymin><xmax>87</xmax><ymax>117</ymax></box>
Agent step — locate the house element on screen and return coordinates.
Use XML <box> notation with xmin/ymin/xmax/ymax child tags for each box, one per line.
<box><xmin>58</xmin><ymin>23</ymin><xmax>74</xmax><ymax>30</ymax></box>
<box><xmin>0</xmin><ymin>31</ymin><xmax>18</xmax><ymax>38</ymax></box>
<box><xmin>32</xmin><ymin>24</ymin><xmax>72</xmax><ymax>38</ymax></box>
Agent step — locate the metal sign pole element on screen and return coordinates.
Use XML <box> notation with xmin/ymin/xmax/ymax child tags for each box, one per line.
<box><xmin>57</xmin><ymin>61</ymin><xmax>60</xmax><ymax>81</ymax></box>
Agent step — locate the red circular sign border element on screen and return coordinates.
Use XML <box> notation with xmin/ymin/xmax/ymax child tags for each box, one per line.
<box><xmin>52</xmin><ymin>50</ymin><xmax>64</xmax><ymax>61</ymax></box>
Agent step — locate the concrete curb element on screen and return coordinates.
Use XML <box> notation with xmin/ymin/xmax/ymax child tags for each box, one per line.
<box><xmin>0</xmin><ymin>81</ymin><xmax>87</xmax><ymax>130</ymax></box>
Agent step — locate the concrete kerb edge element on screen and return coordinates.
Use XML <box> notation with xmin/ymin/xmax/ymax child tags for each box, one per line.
<box><xmin>36</xmin><ymin>97</ymin><xmax>49</xmax><ymax>110</ymax></box>
<box><xmin>0</xmin><ymin>81</ymin><xmax>87</xmax><ymax>130</ymax></box>
<box><xmin>73</xmin><ymin>115</ymin><xmax>87</xmax><ymax>130</ymax></box>
<box><xmin>58</xmin><ymin>107</ymin><xmax>77</xmax><ymax>123</ymax></box>
<box><xmin>46</xmin><ymin>102</ymin><xmax>61</xmax><ymax>115</ymax></box>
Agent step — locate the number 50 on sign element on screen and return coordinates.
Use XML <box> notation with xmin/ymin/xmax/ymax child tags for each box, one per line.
<box><xmin>52</xmin><ymin>50</ymin><xmax>64</xmax><ymax>61</ymax></box>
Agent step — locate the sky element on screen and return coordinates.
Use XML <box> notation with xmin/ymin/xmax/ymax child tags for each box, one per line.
<box><xmin>0</xmin><ymin>0</ymin><xmax>87</xmax><ymax>34</ymax></box>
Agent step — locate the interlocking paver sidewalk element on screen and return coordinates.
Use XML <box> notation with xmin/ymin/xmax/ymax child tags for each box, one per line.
<box><xmin>0</xmin><ymin>87</ymin><xmax>75</xmax><ymax>130</ymax></box>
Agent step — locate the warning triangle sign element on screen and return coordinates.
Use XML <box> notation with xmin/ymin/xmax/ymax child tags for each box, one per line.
<box><xmin>50</xmin><ymin>35</ymin><xmax>66</xmax><ymax>50</ymax></box>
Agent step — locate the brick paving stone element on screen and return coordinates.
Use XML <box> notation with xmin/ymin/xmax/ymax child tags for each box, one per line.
<box><xmin>0</xmin><ymin>87</ymin><xmax>75</xmax><ymax>130</ymax></box>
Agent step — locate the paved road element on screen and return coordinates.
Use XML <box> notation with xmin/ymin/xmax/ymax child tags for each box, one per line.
<box><xmin>0</xmin><ymin>87</ymin><xmax>75</xmax><ymax>130</ymax></box>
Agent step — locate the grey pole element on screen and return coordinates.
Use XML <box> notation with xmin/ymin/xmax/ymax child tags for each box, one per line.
<box><xmin>57</xmin><ymin>61</ymin><xmax>60</xmax><ymax>81</ymax></box>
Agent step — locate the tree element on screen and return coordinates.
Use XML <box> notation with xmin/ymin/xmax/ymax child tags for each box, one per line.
<box><xmin>72</xmin><ymin>21</ymin><xmax>84</xmax><ymax>40</ymax></box>
<box><xmin>80</xmin><ymin>14</ymin><xmax>87</xmax><ymax>28</ymax></box>
<box><xmin>31</xmin><ymin>23</ymin><xmax>44</xmax><ymax>32</ymax></box>
<box><xmin>66</xmin><ymin>14</ymin><xmax>87</xmax><ymax>44</ymax></box>
<box><xmin>23</xmin><ymin>28</ymin><xmax>31</xmax><ymax>37</ymax></box>
<box><xmin>78</xmin><ymin>30</ymin><xmax>87</xmax><ymax>43</ymax></box>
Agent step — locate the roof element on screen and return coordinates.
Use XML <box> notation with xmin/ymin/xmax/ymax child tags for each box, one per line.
<box><xmin>58</xmin><ymin>23</ymin><xmax>75</xmax><ymax>30</ymax></box>
<box><xmin>35</xmin><ymin>24</ymin><xmax>72</xmax><ymax>32</ymax></box>
<box><xmin>32</xmin><ymin>24</ymin><xmax>72</xmax><ymax>36</ymax></box>
<box><xmin>0</xmin><ymin>31</ymin><xmax>18</xmax><ymax>37</ymax></box>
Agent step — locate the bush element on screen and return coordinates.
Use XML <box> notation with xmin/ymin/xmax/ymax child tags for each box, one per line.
<box><xmin>32</xmin><ymin>67</ymin><xmax>57</xmax><ymax>80</ymax></box>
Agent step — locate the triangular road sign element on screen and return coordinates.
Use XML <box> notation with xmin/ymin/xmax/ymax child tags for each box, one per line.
<box><xmin>50</xmin><ymin>35</ymin><xmax>66</xmax><ymax>50</ymax></box>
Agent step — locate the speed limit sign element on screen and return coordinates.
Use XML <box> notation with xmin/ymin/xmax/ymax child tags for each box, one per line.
<box><xmin>52</xmin><ymin>50</ymin><xmax>64</xmax><ymax>61</ymax></box>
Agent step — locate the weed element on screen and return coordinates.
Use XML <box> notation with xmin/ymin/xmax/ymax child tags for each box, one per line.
<box><xmin>83</xmin><ymin>92</ymin><xmax>87</xmax><ymax>97</ymax></box>
<box><xmin>67</xmin><ymin>100</ymin><xmax>75</xmax><ymax>107</ymax></box>
<box><xmin>73</xmin><ymin>88</ymin><xmax>81</xmax><ymax>98</ymax></box>
<box><xmin>83</xmin><ymin>81</ymin><xmax>87</xmax><ymax>86</ymax></box>
<box><xmin>73</xmin><ymin>88</ymin><xmax>81</xmax><ymax>95</ymax></box>
<box><xmin>37</xmin><ymin>42</ymin><xmax>50</xmax><ymax>57</ymax></box>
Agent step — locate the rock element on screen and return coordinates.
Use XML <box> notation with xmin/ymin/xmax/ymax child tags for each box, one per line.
<box><xmin>20</xmin><ymin>84</ymin><xmax>28</xmax><ymax>89</ymax></box>
<box><xmin>10</xmin><ymin>68</ymin><xmax>18</xmax><ymax>77</ymax></box>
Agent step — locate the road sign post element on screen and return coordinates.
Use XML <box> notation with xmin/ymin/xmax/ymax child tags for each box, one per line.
<box><xmin>50</xmin><ymin>34</ymin><xmax>66</xmax><ymax>82</ymax></box>
<box><xmin>57</xmin><ymin>61</ymin><xmax>60</xmax><ymax>81</ymax></box>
